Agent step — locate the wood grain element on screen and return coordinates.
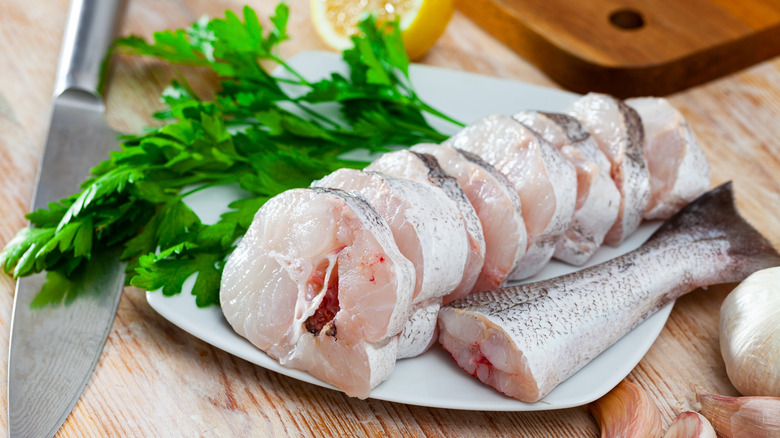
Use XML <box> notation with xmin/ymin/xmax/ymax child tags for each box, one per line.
<box><xmin>1</xmin><ymin>0</ymin><xmax>779</xmax><ymax>437</ymax></box>
<box><xmin>455</xmin><ymin>0</ymin><xmax>780</xmax><ymax>96</ymax></box>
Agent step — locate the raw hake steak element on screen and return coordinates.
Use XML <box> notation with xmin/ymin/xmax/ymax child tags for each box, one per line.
<box><xmin>513</xmin><ymin>111</ymin><xmax>620</xmax><ymax>266</ymax></box>
<box><xmin>314</xmin><ymin>168</ymin><xmax>467</xmax><ymax>303</ymax></box>
<box><xmin>366</xmin><ymin>150</ymin><xmax>486</xmax><ymax>300</ymax></box>
<box><xmin>410</xmin><ymin>143</ymin><xmax>526</xmax><ymax>297</ymax></box>
<box><xmin>446</xmin><ymin>114</ymin><xmax>577</xmax><ymax>279</ymax></box>
<box><xmin>314</xmin><ymin>169</ymin><xmax>469</xmax><ymax>358</ymax></box>
<box><xmin>220</xmin><ymin>188</ymin><xmax>415</xmax><ymax>398</ymax></box>
<box><xmin>626</xmin><ymin>97</ymin><xmax>710</xmax><ymax>220</ymax></box>
<box><xmin>568</xmin><ymin>93</ymin><xmax>650</xmax><ymax>245</ymax></box>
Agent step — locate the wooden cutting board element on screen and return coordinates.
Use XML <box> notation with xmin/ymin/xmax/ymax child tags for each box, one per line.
<box><xmin>455</xmin><ymin>0</ymin><xmax>780</xmax><ymax>96</ymax></box>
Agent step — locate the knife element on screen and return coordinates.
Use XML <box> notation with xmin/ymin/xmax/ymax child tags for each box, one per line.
<box><xmin>7</xmin><ymin>0</ymin><xmax>126</xmax><ymax>436</ymax></box>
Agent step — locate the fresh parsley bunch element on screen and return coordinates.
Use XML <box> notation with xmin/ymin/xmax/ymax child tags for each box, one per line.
<box><xmin>0</xmin><ymin>3</ymin><xmax>461</xmax><ymax>307</ymax></box>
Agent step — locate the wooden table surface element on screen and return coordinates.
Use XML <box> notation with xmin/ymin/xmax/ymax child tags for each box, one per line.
<box><xmin>2</xmin><ymin>1</ymin><xmax>779</xmax><ymax>436</ymax></box>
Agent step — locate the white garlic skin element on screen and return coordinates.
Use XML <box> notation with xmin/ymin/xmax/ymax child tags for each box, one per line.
<box><xmin>665</xmin><ymin>411</ymin><xmax>716</xmax><ymax>438</ymax></box>
<box><xmin>719</xmin><ymin>266</ymin><xmax>780</xmax><ymax>396</ymax></box>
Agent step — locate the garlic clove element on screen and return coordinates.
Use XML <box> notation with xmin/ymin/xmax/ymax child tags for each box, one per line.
<box><xmin>719</xmin><ymin>266</ymin><xmax>780</xmax><ymax>396</ymax></box>
<box><xmin>697</xmin><ymin>393</ymin><xmax>780</xmax><ymax>438</ymax></box>
<box><xmin>587</xmin><ymin>380</ymin><xmax>663</xmax><ymax>438</ymax></box>
<box><xmin>665</xmin><ymin>411</ymin><xmax>716</xmax><ymax>438</ymax></box>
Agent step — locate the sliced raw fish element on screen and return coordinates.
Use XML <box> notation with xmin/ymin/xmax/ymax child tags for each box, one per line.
<box><xmin>445</xmin><ymin>115</ymin><xmax>577</xmax><ymax>279</ymax></box>
<box><xmin>513</xmin><ymin>111</ymin><xmax>620</xmax><ymax>265</ymax></box>
<box><xmin>366</xmin><ymin>150</ymin><xmax>486</xmax><ymax>299</ymax></box>
<box><xmin>410</xmin><ymin>143</ymin><xmax>526</xmax><ymax>297</ymax></box>
<box><xmin>314</xmin><ymin>169</ymin><xmax>468</xmax><ymax>303</ymax></box>
<box><xmin>220</xmin><ymin>187</ymin><xmax>415</xmax><ymax>398</ymax></box>
<box><xmin>567</xmin><ymin>93</ymin><xmax>650</xmax><ymax>245</ymax></box>
<box><xmin>438</xmin><ymin>183</ymin><xmax>780</xmax><ymax>403</ymax></box>
<box><xmin>626</xmin><ymin>97</ymin><xmax>711</xmax><ymax>219</ymax></box>
<box><xmin>314</xmin><ymin>169</ymin><xmax>469</xmax><ymax>358</ymax></box>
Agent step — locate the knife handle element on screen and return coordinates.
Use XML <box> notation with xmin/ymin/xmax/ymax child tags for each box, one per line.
<box><xmin>54</xmin><ymin>0</ymin><xmax>125</xmax><ymax>99</ymax></box>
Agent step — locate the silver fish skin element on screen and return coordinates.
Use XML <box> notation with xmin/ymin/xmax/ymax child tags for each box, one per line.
<box><xmin>625</xmin><ymin>97</ymin><xmax>711</xmax><ymax>220</ymax></box>
<box><xmin>568</xmin><ymin>93</ymin><xmax>651</xmax><ymax>246</ymax></box>
<box><xmin>438</xmin><ymin>182</ymin><xmax>780</xmax><ymax>403</ymax></box>
<box><xmin>366</xmin><ymin>150</ymin><xmax>486</xmax><ymax>299</ymax></box>
<box><xmin>513</xmin><ymin>111</ymin><xmax>620</xmax><ymax>266</ymax></box>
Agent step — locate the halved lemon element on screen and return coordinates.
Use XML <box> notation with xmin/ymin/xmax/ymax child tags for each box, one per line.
<box><xmin>311</xmin><ymin>0</ymin><xmax>454</xmax><ymax>61</ymax></box>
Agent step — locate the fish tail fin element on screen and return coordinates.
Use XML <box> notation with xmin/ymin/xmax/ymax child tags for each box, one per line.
<box><xmin>649</xmin><ymin>182</ymin><xmax>780</xmax><ymax>279</ymax></box>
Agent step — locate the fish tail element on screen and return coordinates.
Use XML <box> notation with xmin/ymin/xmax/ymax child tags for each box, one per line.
<box><xmin>649</xmin><ymin>182</ymin><xmax>780</xmax><ymax>280</ymax></box>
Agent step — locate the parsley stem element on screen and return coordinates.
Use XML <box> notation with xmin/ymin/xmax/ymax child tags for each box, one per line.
<box><xmin>162</xmin><ymin>173</ymin><xmax>243</xmax><ymax>194</ymax></box>
<box><xmin>414</xmin><ymin>101</ymin><xmax>465</xmax><ymax>128</ymax></box>
<box><xmin>387</xmin><ymin>117</ymin><xmax>450</xmax><ymax>141</ymax></box>
<box><xmin>392</xmin><ymin>72</ymin><xmax>415</xmax><ymax>97</ymax></box>
<box><xmin>269</xmin><ymin>59</ymin><xmax>344</xmax><ymax>131</ymax></box>
<box><xmin>272</xmin><ymin>56</ymin><xmax>311</xmax><ymax>86</ymax></box>
<box><xmin>291</xmin><ymin>101</ymin><xmax>342</xmax><ymax>130</ymax></box>
<box><xmin>274</xmin><ymin>77</ymin><xmax>305</xmax><ymax>85</ymax></box>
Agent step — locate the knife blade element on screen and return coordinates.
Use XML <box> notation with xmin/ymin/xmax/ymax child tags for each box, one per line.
<box><xmin>7</xmin><ymin>0</ymin><xmax>126</xmax><ymax>436</ymax></box>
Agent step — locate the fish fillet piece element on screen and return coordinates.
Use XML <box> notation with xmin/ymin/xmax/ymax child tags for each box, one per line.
<box><xmin>314</xmin><ymin>168</ymin><xmax>467</xmax><ymax>303</ymax></box>
<box><xmin>366</xmin><ymin>150</ymin><xmax>486</xmax><ymax>299</ymax></box>
<box><xmin>626</xmin><ymin>97</ymin><xmax>711</xmax><ymax>220</ymax></box>
<box><xmin>220</xmin><ymin>188</ymin><xmax>415</xmax><ymax>398</ymax></box>
<box><xmin>445</xmin><ymin>114</ymin><xmax>577</xmax><ymax>279</ymax></box>
<box><xmin>410</xmin><ymin>143</ymin><xmax>526</xmax><ymax>297</ymax></box>
<box><xmin>567</xmin><ymin>93</ymin><xmax>651</xmax><ymax>246</ymax></box>
<box><xmin>314</xmin><ymin>169</ymin><xmax>469</xmax><ymax>358</ymax></box>
<box><xmin>514</xmin><ymin>111</ymin><xmax>620</xmax><ymax>265</ymax></box>
<box><xmin>438</xmin><ymin>183</ymin><xmax>780</xmax><ymax>403</ymax></box>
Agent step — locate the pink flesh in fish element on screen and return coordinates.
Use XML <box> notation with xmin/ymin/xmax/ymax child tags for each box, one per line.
<box><xmin>567</xmin><ymin>93</ymin><xmax>650</xmax><ymax>246</ymax></box>
<box><xmin>626</xmin><ymin>97</ymin><xmax>711</xmax><ymax>220</ymax></box>
<box><xmin>314</xmin><ymin>169</ymin><xmax>469</xmax><ymax>358</ymax></box>
<box><xmin>514</xmin><ymin>111</ymin><xmax>620</xmax><ymax>266</ymax></box>
<box><xmin>438</xmin><ymin>183</ymin><xmax>780</xmax><ymax>403</ymax></box>
<box><xmin>314</xmin><ymin>168</ymin><xmax>467</xmax><ymax>303</ymax></box>
<box><xmin>366</xmin><ymin>150</ymin><xmax>486</xmax><ymax>300</ymax></box>
<box><xmin>220</xmin><ymin>188</ymin><xmax>415</xmax><ymax>398</ymax></box>
<box><xmin>410</xmin><ymin>143</ymin><xmax>527</xmax><ymax>297</ymax></box>
<box><xmin>445</xmin><ymin>114</ymin><xmax>577</xmax><ymax>279</ymax></box>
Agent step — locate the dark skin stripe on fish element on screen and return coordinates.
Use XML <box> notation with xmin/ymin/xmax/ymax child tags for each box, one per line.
<box><xmin>617</xmin><ymin>99</ymin><xmax>646</xmax><ymax>167</ymax></box>
<box><xmin>539</xmin><ymin>112</ymin><xmax>591</xmax><ymax>144</ymax></box>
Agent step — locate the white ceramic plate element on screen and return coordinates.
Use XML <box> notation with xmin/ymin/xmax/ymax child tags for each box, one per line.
<box><xmin>146</xmin><ymin>52</ymin><xmax>673</xmax><ymax>411</ymax></box>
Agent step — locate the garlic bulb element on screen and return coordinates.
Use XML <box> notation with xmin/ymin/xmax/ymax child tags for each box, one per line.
<box><xmin>719</xmin><ymin>266</ymin><xmax>780</xmax><ymax>396</ymax></box>
<box><xmin>587</xmin><ymin>380</ymin><xmax>663</xmax><ymax>437</ymax></box>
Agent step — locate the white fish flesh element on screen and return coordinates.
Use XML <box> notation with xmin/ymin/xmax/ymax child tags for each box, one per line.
<box><xmin>220</xmin><ymin>188</ymin><xmax>415</xmax><ymax>398</ymax></box>
<box><xmin>313</xmin><ymin>169</ymin><xmax>468</xmax><ymax>358</ymax></box>
<box><xmin>567</xmin><ymin>93</ymin><xmax>650</xmax><ymax>245</ymax></box>
<box><xmin>313</xmin><ymin>168</ymin><xmax>467</xmax><ymax>303</ymax></box>
<box><xmin>513</xmin><ymin>111</ymin><xmax>620</xmax><ymax>265</ymax></box>
<box><xmin>438</xmin><ymin>183</ymin><xmax>780</xmax><ymax>403</ymax></box>
<box><xmin>445</xmin><ymin>115</ymin><xmax>577</xmax><ymax>279</ymax></box>
<box><xmin>366</xmin><ymin>150</ymin><xmax>486</xmax><ymax>300</ymax></box>
<box><xmin>410</xmin><ymin>143</ymin><xmax>527</xmax><ymax>298</ymax></box>
<box><xmin>626</xmin><ymin>97</ymin><xmax>711</xmax><ymax>220</ymax></box>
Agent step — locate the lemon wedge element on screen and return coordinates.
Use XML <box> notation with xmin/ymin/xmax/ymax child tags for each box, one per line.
<box><xmin>311</xmin><ymin>0</ymin><xmax>454</xmax><ymax>61</ymax></box>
